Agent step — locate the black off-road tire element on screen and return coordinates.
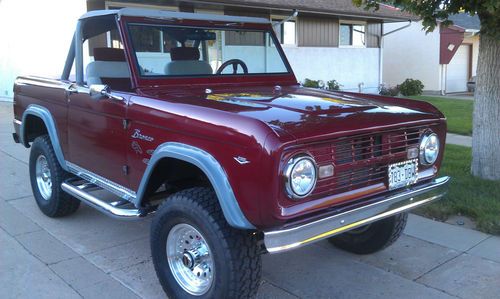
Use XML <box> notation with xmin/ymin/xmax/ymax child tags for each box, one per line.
<box><xmin>328</xmin><ymin>212</ymin><xmax>408</xmax><ymax>254</ymax></box>
<box><xmin>29</xmin><ymin>135</ymin><xmax>80</xmax><ymax>217</ymax></box>
<box><xmin>151</xmin><ymin>187</ymin><xmax>262</xmax><ymax>299</ymax></box>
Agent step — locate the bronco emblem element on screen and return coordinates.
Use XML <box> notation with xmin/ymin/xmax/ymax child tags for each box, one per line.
<box><xmin>131</xmin><ymin>129</ymin><xmax>154</xmax><ymax>142</ymax></box>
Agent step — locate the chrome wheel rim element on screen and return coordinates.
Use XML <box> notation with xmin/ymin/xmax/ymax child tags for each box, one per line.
<box><xmin>35</xmin><ymin>155</ymin><xmax>52</xmax><ymax>200</ymax></box>
<box><xmin>166</xmin><ymin>223</ymin><xmax>214</xmax><ymax>296</ymax></box>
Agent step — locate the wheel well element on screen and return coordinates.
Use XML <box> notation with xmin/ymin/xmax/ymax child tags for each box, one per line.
<box><xmin>142</xmin><ymin>158</ymin><xmax>211</xmax><ymax>206</ymax></box>
<box><xmin>24</xmin><ymin>115</ymin><xmax>48</xmax><ymax>145</ymax></box>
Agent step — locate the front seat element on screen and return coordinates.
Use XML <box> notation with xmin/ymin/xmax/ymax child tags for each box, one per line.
<box><xmin>86</xmin><ymin>47</ymin><xmax>131</xmax><ymax>91</ymax></box>
<box><xmin>165</xmin><ymin>47</ymin><xmax>213</xmax><ymax>76</ymax></box>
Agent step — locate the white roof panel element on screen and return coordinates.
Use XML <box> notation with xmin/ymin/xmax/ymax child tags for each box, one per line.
<box><xmin>79</xmin><ymin>9</ymin><xmax>119</xmax><ymax>20</ymax></box>
<box><xmin>79</xmin><ymin>8</ymin><xmax>270</xmax><ymax>24</ymax></box>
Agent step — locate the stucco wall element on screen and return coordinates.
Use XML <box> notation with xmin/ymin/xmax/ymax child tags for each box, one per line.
<box><xmin>463</xmin><ymin>35</ymin><xmax>480</xmax><ymax>77</ymax></box>
<box><xmin>0</xmin><ymin>0</ymin><xmax>87</xmax><ymax>101</ymax></box>
<box><xmin>284</xmin><ymin>47</ymin><xmax>380</xmax><ymax>93</ymax></box>
<box><xmin>382</xmin><ymin>21</ymin><xmax>441</xmax><ymax>92</ymax></box>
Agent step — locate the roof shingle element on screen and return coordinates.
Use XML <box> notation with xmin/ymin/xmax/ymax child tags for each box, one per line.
<box><xmin>188</xmin><ymin>0</ymin><xmax>418</xmax><ymax>21</ymax></box>
<box><xmin>448</xmin><ymin>13</ymin><xmax>481</xmax><ymax>30</ymax></box>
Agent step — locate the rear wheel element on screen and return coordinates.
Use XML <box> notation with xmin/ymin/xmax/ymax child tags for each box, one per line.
<box><xmin>151</xmin><ymin>187</ymin><xmax>261</xmax><ymax>298</ymax></box>
<box><xmin>29</xmin><ymin>135</ymin><xmax>80</xmax><ymax>217</ymax></box>
<box><xmin>328</xmin><ymin>213</ymin><xmax>408</xmax><ymax>254</ymax></box>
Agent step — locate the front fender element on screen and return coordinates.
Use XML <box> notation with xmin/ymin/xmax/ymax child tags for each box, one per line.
<box><xmin>135</xmin><ymin>142</ymin><xmax>255</xmax><ymax>230</ymax></box>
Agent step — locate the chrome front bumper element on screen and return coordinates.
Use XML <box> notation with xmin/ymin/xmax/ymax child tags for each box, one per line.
<box><xmin>264</xmin><ymin>176</ymin><xmax>450</xmax><ymax>253</ymax></box>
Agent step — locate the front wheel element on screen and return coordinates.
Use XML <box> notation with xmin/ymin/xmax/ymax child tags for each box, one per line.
<box><xmin>328</xmin><ymin>212</ymin><xmax>408</xmax><ymax>254</ymax></box>
<box><xmin>151</xmin><ymin>187</ymin><xmax>261</xmax><ymax>298</ymax></box>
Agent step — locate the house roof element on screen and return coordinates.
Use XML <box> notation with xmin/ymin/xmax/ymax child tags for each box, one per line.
<box><xmin>448</xmin><ymin>13</ymin><xmax>480</xmax><ymax>31</ymax></box>
<box><xmin>185</xmin><ymin>0</ymin><xmax>418</xmax><ymax>21</ymax></box>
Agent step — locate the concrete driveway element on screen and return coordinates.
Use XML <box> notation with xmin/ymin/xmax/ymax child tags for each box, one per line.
<box><xmin>1</xmin><ymin>102</ymin><xmax>499</xmax><ymax>299</ymax></box>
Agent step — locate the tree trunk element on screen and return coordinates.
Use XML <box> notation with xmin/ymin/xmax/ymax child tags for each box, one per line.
<box><xmin>471</xmin><ymin>33</ymin><xmax>500</xmax><ymax>180</ymax></box>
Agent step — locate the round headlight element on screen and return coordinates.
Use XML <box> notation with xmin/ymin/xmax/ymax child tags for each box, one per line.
<box><xmin>419</xmin><ymin>132</ymin><xmax>440</xmax><ymax>165</ymax></box>
<box><xmin>285</xmin><ymin>156</ymin><xmax>317</xmax><ymax>198</ymax></box>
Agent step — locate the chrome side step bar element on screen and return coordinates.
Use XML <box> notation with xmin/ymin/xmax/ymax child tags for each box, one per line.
<box><xmin>61</xmin><ymin>180</ymin><xmax>149</xmax><ymax>220</ymax></box>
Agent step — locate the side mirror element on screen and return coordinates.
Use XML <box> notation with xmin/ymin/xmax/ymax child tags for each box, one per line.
<box><xmin>89</xmin><ymin>84</ymin><xmax>124</xmax><ymax>101</ymax></box>
<box><xmin>89</xmin><ymin>84</ymin><xmax>109</xmax><ymax>97</ymax></box>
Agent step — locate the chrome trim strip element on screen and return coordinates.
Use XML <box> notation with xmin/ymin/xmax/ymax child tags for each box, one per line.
<box><xmin>66</xmin><ymin>161</ymin><xmax>137</xmax><ymax>201</ymax></box>
<box><xmin>13</xmin><ymin>119</ymin><xmax>22</xmax><ymax>126</ymax></box>
<box><xmin>61</xmin><ymin>181</ymin><xmax>145</xmax><ymax>220</ymax></box>
<box><xmin>15</xmin><ymin>76</ymin><xmax>72</xmax><ymax>90</ymax></box>
<box><xmin>264</xmin><ymin>176</ymin><xmax>450</xmax><ymax>253</ymax></box>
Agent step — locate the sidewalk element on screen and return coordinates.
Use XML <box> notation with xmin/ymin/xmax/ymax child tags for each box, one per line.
<box><xmin>1</xmin><ymin>102</ymin><xmax>499</xmax><ymax>299</ymax></box>
<box><xmin>424</xmin><ymin>93</ymin><xmax>474</xmax><ymax>101</ymax></box>
<box><xmin>446</xmin><ymin>133</ymin><xmax>472</xmax><ymax>147</ymax></box>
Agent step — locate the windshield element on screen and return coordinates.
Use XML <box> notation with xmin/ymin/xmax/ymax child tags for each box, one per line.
<box><xmin>127</xmin><ymin>23</ymin><xmax>290</xmax><ymax>77</ymax></box>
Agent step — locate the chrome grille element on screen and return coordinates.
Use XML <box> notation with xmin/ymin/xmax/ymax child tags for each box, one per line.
<box><xmin>310</xmin><ymin>127</ymin><xmax>424</xmax><ymax>198</ymax></box>
<box><xmin>335</xmin><ymin>165</ymin><xmax>386</xmax><ymax>190</ymax></box>
<box><xmin>333</xmin><ymin>129</ymin><xmax>421</xmax><ymax>165</ymax></box>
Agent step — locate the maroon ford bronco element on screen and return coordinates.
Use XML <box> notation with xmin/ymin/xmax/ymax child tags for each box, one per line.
<box><xmin>12</xmin><ymin>8</ymin><xmax>449</xmax><ymax>298</ymax></box>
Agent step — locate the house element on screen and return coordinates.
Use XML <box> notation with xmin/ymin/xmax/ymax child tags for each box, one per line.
<box><xmin>0</xmin><ymin>0</ymin><xmax>416</xmax><ymax>101</ymax></box>
<box><xmin>383</xmin><ymin>13</ymin><xmax>480</xmax><ymax>94</ymax></box>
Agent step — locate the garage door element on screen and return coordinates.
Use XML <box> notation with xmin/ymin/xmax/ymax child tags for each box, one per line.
<box><xmin>446</xmin><ymin>45</ymin><xmax>470</xmax><ymax>93</ymax></box>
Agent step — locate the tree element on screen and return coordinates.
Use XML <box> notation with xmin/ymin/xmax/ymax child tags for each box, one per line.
<box><xmin>354</xmin><ymin>0</ymin><xmax>500</xmax><ymax>180</ymax></box>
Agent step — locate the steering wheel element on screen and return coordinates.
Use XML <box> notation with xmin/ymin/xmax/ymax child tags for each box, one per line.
<box><xmin>216</xmin><ymin>59</ymin><xmax>248</xmax><ymax>75</ymax></box>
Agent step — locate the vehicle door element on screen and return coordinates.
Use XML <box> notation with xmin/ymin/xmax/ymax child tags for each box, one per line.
<box><xmin>66</xmin><ymin>86</ymin><xmax>130</xmax><ymax>187</ymax></box>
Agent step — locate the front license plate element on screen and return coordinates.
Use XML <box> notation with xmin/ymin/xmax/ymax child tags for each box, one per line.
<box><xmin>388</xmin><ymin>159</ymin><xmax>418</xmax><ymax>190</ymax></box>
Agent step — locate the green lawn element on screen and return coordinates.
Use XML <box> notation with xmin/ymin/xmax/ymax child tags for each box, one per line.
<box><xmin>410</xmin><ymin>96</ymin><xmax>473</xmax><ymax>136</ymax></box>
<box><xmin>416</xmin><ymin>144</ymin><xmax>500</xmax><ymax>235</ymax></box>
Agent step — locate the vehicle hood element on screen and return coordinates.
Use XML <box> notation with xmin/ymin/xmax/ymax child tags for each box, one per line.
<box><xmin>139</xmin><ymin>85</ymin><xmax>443</xmax><ymax>142</ymax></box>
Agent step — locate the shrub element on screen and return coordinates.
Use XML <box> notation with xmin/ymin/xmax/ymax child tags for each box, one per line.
<box><xmin>398</xmin><ymin>79</ymin><xmax>424</xmax><ymax>96</ymax></box>
<box><xmin>302</xmin><ymin>78</ymin><xmax>324</xmax><ymax>89</ymax></box>
<box><xmin>326</xmin><ymin>79</ymin><xmax>341</xmax><ymax>91</ymax></box>
<box><xmin>379</xmin><ymin>85</ymin><xmax>400</xmax><ymax>96</ymax></box>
